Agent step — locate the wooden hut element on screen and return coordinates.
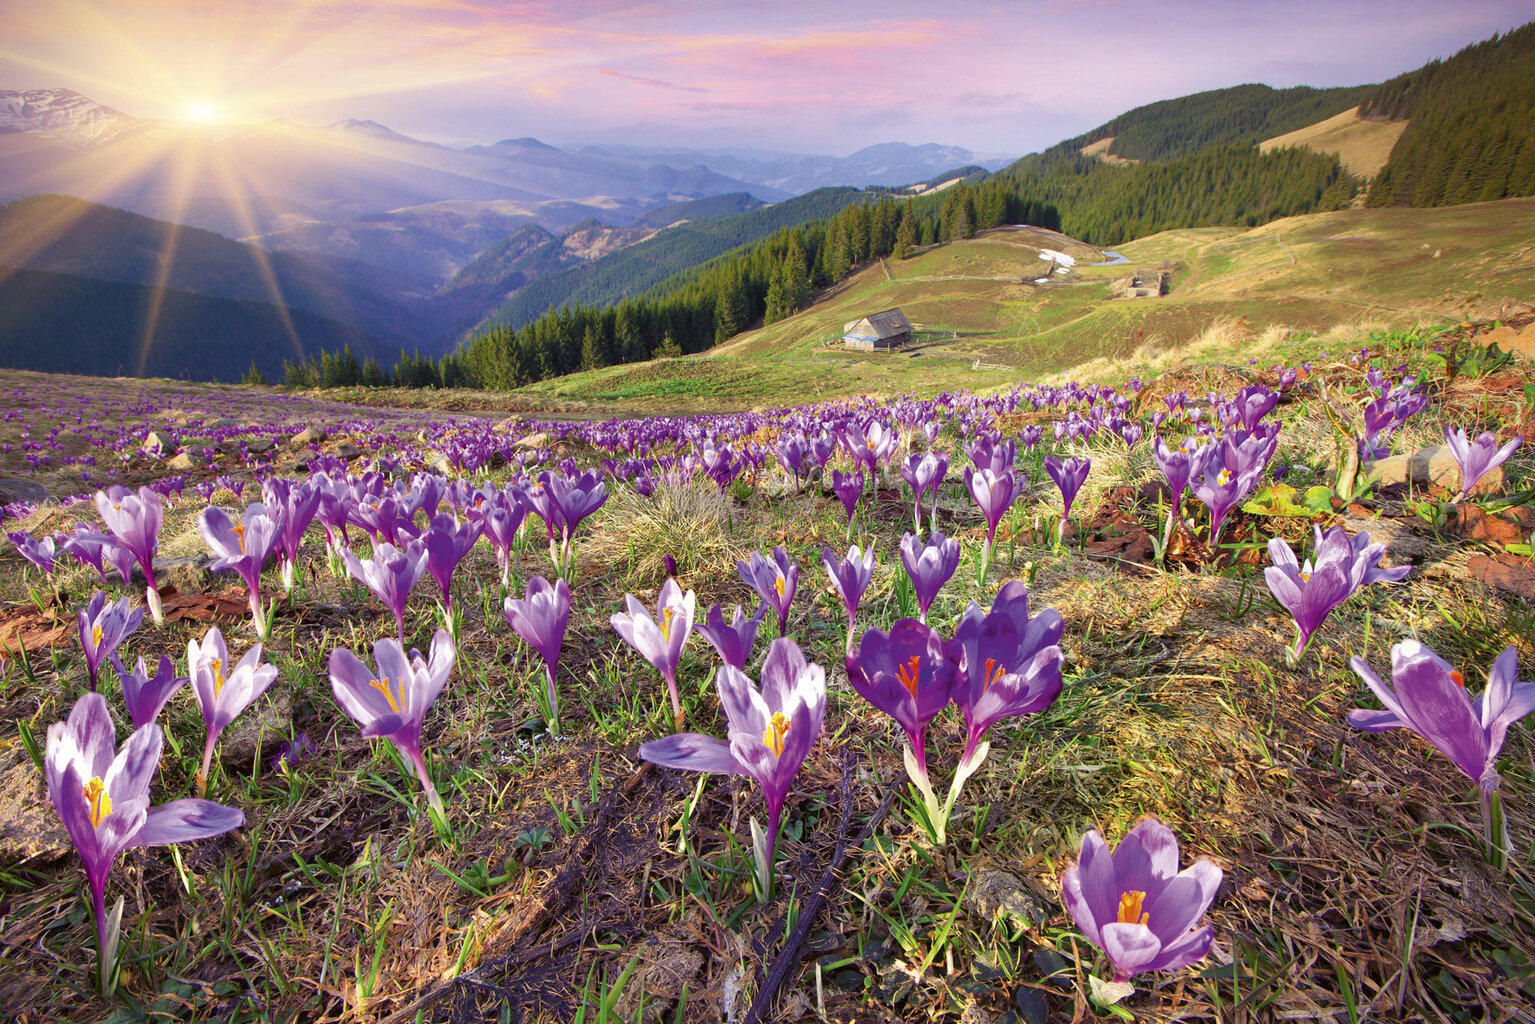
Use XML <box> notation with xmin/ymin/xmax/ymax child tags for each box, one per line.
<box><xmin>842</xmin><ymin>308</ymin><xmax>913</xmax><ymax>351</ymax></box>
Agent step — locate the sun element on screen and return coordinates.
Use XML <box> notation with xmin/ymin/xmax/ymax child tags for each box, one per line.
<box><xmin>181</xmin><ymin>100</ymin><xmax>221</xmax><ymax>124</ymax></box>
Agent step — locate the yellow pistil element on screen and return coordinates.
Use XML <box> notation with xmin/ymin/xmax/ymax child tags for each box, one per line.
<box><xmin>762</xmin><ymin>712</ymin><xmax>791</xmax><ymax>757</ymax></box>
<box><xmin>231</xmin><ymin>523</ymin><xmax>246</xmax><ymax>553</ymax></box>
<box><xmin>1117</xmin><ymin>890</ymin><xmax>1149</xmax><ymax>927</ymax></box>
<box><xmin>1216</xmin><ymin>469</ymin><xmax>1232</xmax><ymax>487</ymax></box>
<box><xmin>660</xmin><ymin>607</ymin><xmax>674</xmax><ymax>641</ymax></box>
<box><xmin>774</xmin><ymin>577</ymin><xmax>785</xmax><ymax>599</ymax></box>
<box><xmin>866</xmin><ymin>440</ymin><xmax>875</xmax><ymax>450</ymax></box>
<box><xmin>1299</xmin><ymin>571</ymin><xmax>1311</xmax><ymax>583</ymax></box>
<box><xmin>211</xmin><ymin>658</ymin><xmax>225</xmax><ymax>696</ymax></box>
<box><xmin>368</xmin><ymin>677</ymin><xmax>408</xmax><ymax>714</ymax></box>
<box><xmin>91</xmin><ymin>625</ymin><xmax>103</xmax><ymax>649</ymax></box>
<box><xmin>895</xmin><ymin>655</ymin><xmax>922</xmax><ymax>698</ymax></box>
<box><xmin>83</xmin><ymin>777</ymin><xmax>112</xmax><ymax>828</ymax></box>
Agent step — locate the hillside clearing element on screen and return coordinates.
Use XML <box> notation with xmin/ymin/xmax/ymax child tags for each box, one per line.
<box><xmin>1259</xmin><ymin>105</ymin><xmax>1409</xmax><ymax>178</ymax></box>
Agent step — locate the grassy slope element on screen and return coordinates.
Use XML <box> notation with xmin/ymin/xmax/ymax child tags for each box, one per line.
<box><xmin>1258</xmin><ymin>106</ymin><xmax>1409</xmax><ymax>178</ymax></box>
<box><xmin>507</xmin><ymin>197</ymin><xmax>1535</xmax><ymax>414</ymax></box>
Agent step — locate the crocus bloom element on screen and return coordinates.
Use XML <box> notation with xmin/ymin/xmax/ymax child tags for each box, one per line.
<box><xmin>473</xmin><ymin>498</ymin><xmax>526</xmax><ymax>587</ymax></box>
<box><xmin>340</xmin><ymin>539</ymin><xmax>429</xmax><ymax>646</ymax></box>
<box><xmin>1264</xmin><ymin>525</ymin><xmax>1410</xmax><ymax>657</ymax></box>
<box><xmin>821</xmin><ymin>543</ymin><xmax>875</xmax><ymax>652</ymax></box>
<box><xmin>422</xmin><ymin>512</ymin><xmax>483</xmax><ymax>611</ymax></box>
<box><xmin>330</xmin><ymin>630</ymin><xmax>456</xmax><ymax>818</ymax></box>
<box><xmin>46</xmin><ymin>692</ymin><xmax>243</xmax><ymax>992</ymax></box>
<box><xmin>1061</xmin><ymin>817</ymin><xmax>1222</xmax><ymax>983</ymax></box>
<box><xmin>900</xmin><ymin>451</ymin><xmax>948</xmax><ymax>534</ymax></box>
<box><xmin>1044</xmin><ymin>455</ymin><xmax>1092</xmax><ymax>522</ymax></box>
<box><xmin>1349</xmin><ymin>641</ymin><xmax>1534</xmax><ymax>799</ymax></box>
<box><xmin>946</xmin><ymin>581</ymin><xmax>1064</xmax><ymax>770</ymax></box>
<box><xmin>200</xmin><ymin>503</ymin><xmax>279</xmax><ymax>639</ymax></box>
<box><xmin>187</xmin><ymin>627</ymin><xmax>280</xmax><ymax>793</ymax></box>
<box><xmin>1152</xmin><ymin>436</ymin><xmax>1209</xmax><ymax>555</ymax></box>
<box><xmin>964</xmin><ymin>466</ymin><xmax>1017</xmax><ymax>585</ymax></box>
<box><xmin>58</xmin><ymin>523</ymin><xmax>119</xmax><ymax>582</ymax></box>
<box><xmin>262</xmin><ymin>478</ymin><xmax>321</xmax><ymax>589</ymax></box>
<box><xmin>832</xmin><ymin>468</ymin><xmax>864</xmax><ymax>529</ymax></box>
<box><xmin>611</xmin><ymin>579</ymin><xmax>696</xmax><ymax>731</ymax></box>
<box><xmin>845</xmin><ymin>618</ymin><xmax>955</xmax><ymax>778</ymax></box>
<box><xmin>95</xmin><ymin>485</ymin><xmax>164</xmax><ymax>625</ymax></box>
<box><xmin>1444</xmin><ymin>427</ymin><xmax>1522</xmax><ymax>500</ymax></box>
<box><xmin>109</xmin><ymin>652</ymin><xmax>187</xmax><ymax>730</ymax></box>
<box><xmin>7</xmin><ymin>530</ymin><xmax>57</xmax><ymax>577</ymax></box>
<box><xmin>738</xmin><ymin>546</ymin><xmax>799</xmax><ymax>637</ymax></box>
<box><xmin>77</xmin><ymin>591</ymin><xmax>143</xmax><ymax>691</ymax></box>
<box><xmin>899</xmin><ymin>531</ymin><xmax>960</xmax><ymax>623</ymax></box>
<box><xmin>502</xmin><ymin>575</ymin><xmax>571</xmax><ymax>728</ymax></box>
<box><xmin>1191</xmin><ymin>428</ymin><xmax>1278</xmax><ymax>543</ymax></box>
<box><xmin>695</xmin><ymin>602</ymin><xmax>766</xmax><ymax>670</ymax></box>
<box><xmin>639</xmin><ymin>637</ymin><xmax>826</xmax><ymax>900</ymax></box>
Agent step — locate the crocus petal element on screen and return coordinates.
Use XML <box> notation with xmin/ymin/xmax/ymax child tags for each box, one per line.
<box><xmin>1346</xmin><ymin>707</ymin><xmax>1407</xmax><ymax>731</ymax></box>
<box><xmin>127</xmin><ymin>799</ymin><xmax>245</xmax><ymax>849</ymax></box>
<box><xmin>1143</xmin><ymin>862</ymin><xmax>1221</xmax><ymax>942</ymax></box>
<box><xmin>1100</xmin><ymin>923</ymin><xmax>1163</xmax><ymax>979</ymax></box>
<box><xmin>639</xmin><ymin>733</ymin><xmax>746</xmax><ymax>775</ymax></box>
<box><xmin>1142</xmin><ymin>924</ymin><xmax>1215</xmax><ymax>975</ymax></box>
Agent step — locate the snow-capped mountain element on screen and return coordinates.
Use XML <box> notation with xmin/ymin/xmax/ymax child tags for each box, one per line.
<box><xmin>0</xmin><ymin>88</ymin><xmax>146</xmax><ymax>147</ymax></box>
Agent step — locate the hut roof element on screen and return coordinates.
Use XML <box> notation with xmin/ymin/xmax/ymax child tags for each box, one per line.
<box><xmin>842</xmin><ymin>308</ymin><xmax>913</xmax><ymax>340</ymax></box>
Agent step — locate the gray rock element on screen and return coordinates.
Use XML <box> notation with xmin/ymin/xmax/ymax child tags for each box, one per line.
<box><xmin>166</xmin><ymin>451</ymin><xmax>201</xmax><ymax>472</ymax></box>
<box><xmin>493</xmin><ymin>416</ymin><xmax>523</xmax><ymax>434</ymax></box>
<box><xmin>332</xmin><ymin>442</ymin><xmax>363</xmax><ymax>461</ymax></box>
<box><xmin>1370</xmin><ymin>445</ymin><xmax>1504</xmax><ymax>497</ymax></box>
<box><xmin>156</xmin><ymin>554</ymin><xmax>218</xmax><ymax>593</ymax></box>
<box><xmin>244</xmin><ymin>437</ymin><xmax>276</xmax><ymax>454</ymax></box>
<box><xmin>0</xmin><ymin>745</ymin><xmax>70</xmax><ymax>867</ymax></box>
<box><xmin>515</xmin><ymin>432</ymin><xmax>549</xmax><ymax>450</ymax></box>
<box><xmin>290</xmin><ymin>426</ymin><xmax>327</xmax><ymax>447</ymax></box>
<box><xmin>0</xmin><ymin>477</ymin><xmax>51</xmax><ymax>506</ymax></box>
<box><xmin>426</xmin><ymin>453</ymin><xmax>455</xmax><ymax>476</ymax></box>
<box><xmin>142</xmin><ymin>430</ymin><xmax>176</xmax><ymax>456</ymax></box>
<box><xmin>1338</xmin><ymin>514</ymin><xmax>1433</xmax><ymax>562</ymax></box>
<box><xmin>964</xmin><ymin>868</ymin><xmax>1052</xmax><ymax>931</ymax></box>
<box><xmin>219</xmin><ymin>686</ymin><xmax>293</xmax><ymax>771</ymax></box>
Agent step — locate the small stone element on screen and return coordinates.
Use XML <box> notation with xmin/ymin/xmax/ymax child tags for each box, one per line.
<box><xmin>515</xmin><ymin>432</ymin><xmax>549</xmax><ymax>450</ymax></box>
<box><xmin>0</xmin><ymin>745</ymin><xmax>71</xmax><ymax>867</ymax></box>
<box><xmin>426</xmin><ymin>454</ymin><xmax>455</xmax><ymax>476</ymax></box>
<box><xmin>244</xmin><ymin>437</ymin><xmax>276</xmax><ymax>455</ymax></box>
<box><xmin>219</xmin><ymin>687</ymin><xmax>293</xmax><ymax>771</ymax></box>
<box><xmin>143</xmin><ymin>430</ymin><xmax>176</xmax><ymax>455</ymax></box>
<box><xmin>493</xmin><ymin>416</ymin><xmax>523</xmax><ymax>434</ymax></box>
<box><xmin>0</xmin><ymin>477</ymin><xmax>51</xmax><ymax>506</ymax></box>
<box><xmin>290</xmin><ymin>426</ymin><xmax>327</xmax><ymax>447</ymax></box>
<box><xmin>166</xmin><ymin>452</ymin><xmax>200</xmax><ymax>472</ymax></box>
<box><xmin>155</xmin><ymin>555</ymin><xmax>217</xmax><ymax>593</ymax></box>
<box><xmin>965</xmin><ymin>868</ymin><xmax>1052</xmax><ymax>931</ymax></box>
<box><xmin>959</xmin><ymin>1002</ymin><xmax>994</xmax><ymax>1024</ymax></box>
<box><xmin>1337</xmin><ymin>514</ymin><xmax>1433</xmax><ymax>562</ymax></box>
<box><xmin>331</xmin><ymin>442</ymin><xmax>362</xmax><ymax>461</ymax></box>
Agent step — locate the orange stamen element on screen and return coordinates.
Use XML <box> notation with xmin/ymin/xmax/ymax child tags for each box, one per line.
<box><xmin>1117</xmin><ymin>890</ymin><xmax>1149</xmax><ymax>927</ymax></box>
<box><xmin>895</xmin><ymin>655</ymin><xmax>922</xmax><ymax>698</ymax></box>
<box><xmin>211</xmin><ymin>658</ymin><xmax>225</xmax><ymax>696</ymax></box>
<box><xmin>231</xmin><ymin>523</ymin><xmax>246</xmax><ymax>553</ymax></box>
<box><xmin>1451</xmin><ymin>670</ymin><xmax>1465</xmax><ymax>688</ymax></box>
<box><xmin>774</xmin><ymin>577</ymin><xmax>785</xmax><ymax>599</ymax></box>
<box><xmin>984</xmin><ymin>657</ymin><xmax>1006</xmax><ymax>693</ymax></box>
<box><xmin>91</xmin><ymin>625</ymin><xmax>103</xmax><ymax>648</ymax></box>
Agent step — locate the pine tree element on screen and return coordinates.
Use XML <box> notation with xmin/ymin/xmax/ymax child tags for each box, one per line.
<box><xmin>242</xmin><ymin>360</ymin><xmax>268</xmax><ymax>386</ymax></box>
<box><xmin>579</xmin><ymin>324</ymin><xmax>605</xmax><ymax>370</ymax></box>
<box><xmin>894</xmin><ymin>205</ymin><xmax>916</xmax><ymax>259</ymax></box>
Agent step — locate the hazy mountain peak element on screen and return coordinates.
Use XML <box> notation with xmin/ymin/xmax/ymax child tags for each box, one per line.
<box><xmin>324</xmin><ymin>118</ymin><xmax>425</xmax><ymax>145</ymax></box>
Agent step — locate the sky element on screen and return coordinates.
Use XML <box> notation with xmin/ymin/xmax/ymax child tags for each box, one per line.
<box><xmin>1</xmin><ymin>0</ymin><xmax>1529</xmax><ymax>157</ymax></box>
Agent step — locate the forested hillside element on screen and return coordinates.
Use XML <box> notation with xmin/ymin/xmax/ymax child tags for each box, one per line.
<box><xmin>1363</xmin><ymin>22</ymin><xmax>1535</xmax><ymax>206</ymax></box>
<box><xmin>0</xmin><ymin>267</ymin><xmax>387</xmax><ymax>382</ymax></box>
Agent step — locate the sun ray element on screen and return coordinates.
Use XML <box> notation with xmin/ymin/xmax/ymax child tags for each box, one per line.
<box><xmin>206</xmin><ymin>148</ymin><xmax>305</xmax><ymax>361</ymax></box>
<box><xmin>134</xmin><ymin>137</ymin><xmax>203</xmax><ymax>377</ymax></box>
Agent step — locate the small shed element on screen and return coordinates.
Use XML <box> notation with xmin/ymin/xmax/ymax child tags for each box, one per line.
<box><xmin>843</xmin><ymin>308</ymin><xmax>913</xmax><ymax>351</ymax></box>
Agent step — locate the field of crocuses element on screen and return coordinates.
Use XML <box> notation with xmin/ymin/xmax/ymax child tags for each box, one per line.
<box><xmin>0</xmin><ymin>329</ymin><xmax>1532</xmax><ymax>1023</ymax></box>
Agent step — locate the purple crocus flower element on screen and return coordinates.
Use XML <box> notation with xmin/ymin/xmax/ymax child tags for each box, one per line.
<box><xmin>611</xmin><ymin>579</ymin><xmax>696</xmax><ymax>731</ymax></box>
<box><xmin>329</xmin><ymin>629</ymin><xmax>456</xmax><ymax>819</ymax></box>
<box><xmin>57</xmin><ymin>523</ymin><xmax>118</xmax><ymax>583</ymax></box>
<box><xmin>1265</xmin><ymin>525</ymin><xmax>1410</xmax><ymax>658</ymax></box>
<box><xmin>340</xmin><ymin>539</ymin><xmax>429</xmax><ymax>646</ymax></box>
<box><xmin>639</xmin><ymin>637</ymin><xmax>826</xmax><ymax>900</ymax></box>
<box><xmin>1189</xmin><ymin>428</ymin><xmax>1276</xmax><ymax>544</ymax></box>
<box><xmin>946</xmin><ymin>581</ymin><xmax>1064</xmax><ymax>771</ymax></box>
<box><xmin>7</xmin><ymin>530</ymin><xmax>57</xmax><ymax>577</ymax></box>
<box><xmin>775</xmin><ymin>431</ymin><xmax>808</xmax><ymax>489</ymax></box>
<box><xmin>1444</xmin><ymin>427</ymin><xmax>1522</xmax><ymax>500</ymax></box>
<box><xmin>832</xmin><ymin>468</ymin><xmax>864</xmax><ymax>531</ymax></box>
<box><xmin>46</xmin><ymin>692</ymin><xmax>244</xmax><ymax>993</ymax></box>
<box><xmin>502</xmin><ymin>575</ymin><xmax>571</xmax><ymax>728</ymax></box>
<box><xmin>844</xmin><ymin>618</ymin><xmax>954</xmax><ymax>777</ymax></box>
<box><xmin>109</xmin><ymin>652</ymin><xmax>187</xmax><ymax>730</ymax></box>
<box><xmin>695</xmin><ymin>602</ymin><xmax>766</xmax><ymax>670</ymax></box>
<box><xmin>899</xmin><ymin>531</ymin><xmax>960</xmax><ymax>623</ymax></box>
<box><xmin>1043</xmin><ymin>455</ymin><xmax>1091</xmax><ymax>522</ymax></box>
<box><xmin>95</xmin><ymin>485</ymin><xmax>164</xmax><ymax>625</ymax></box>
<box><xmin>472</xmin><ymin>497</ymin><xmax>527</xmax><ymax>588</ymax></box>
<box><xmin>262</xmin><ymin>478</ymin><xmax>321</xmax><ymax>590</ymax></box>
<box><xmin>187</xmin><ymin>627</ymin><xmax>280</xmax><ymax>794</ymax></box>
<box><xmin>1152</xmin><ymin>436</ymin><xmax>1209</xmax><ymax>555</ymax></box>
<box><xmin>421</xmin><ymin>511</ymin><xmax>483</xmax><ymax>613</ymax></box>
<box><xmin>1349</xmin><ymin>641</ymin><xmax>1533</xmax><ymax>798</ymax></box>
<box><xmin>738</xmin><ymin>546</ymin><xmax>799</xmax><ymax>637</ymax></box>
<box><xmin>1061</xmin><ymin>817</ymin><xmax>1222</xmax><ymax>983</ymax></box>
<box><xmin>199</xmin><ymin>503</ymin><xmax>279</xmax><ymax>640</ymax></box>
<box><xmin>821</xmin><ymin>543</ymin><xmax>875</xmax><ymax>652</ymax></box>
<box><xmin>900</xmin><ymin>451</ymin><xmax>948</xmax><ymax>535</ymax></box>
<box><xmin>77</xmin><ymin>591</ymin><xmax>143</xmax><ymax>691</ymax></box>
<box><xmin>963</xmin><ymin>466</ymin><xmax>1017</xmax><ymax>586</ymax></box>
